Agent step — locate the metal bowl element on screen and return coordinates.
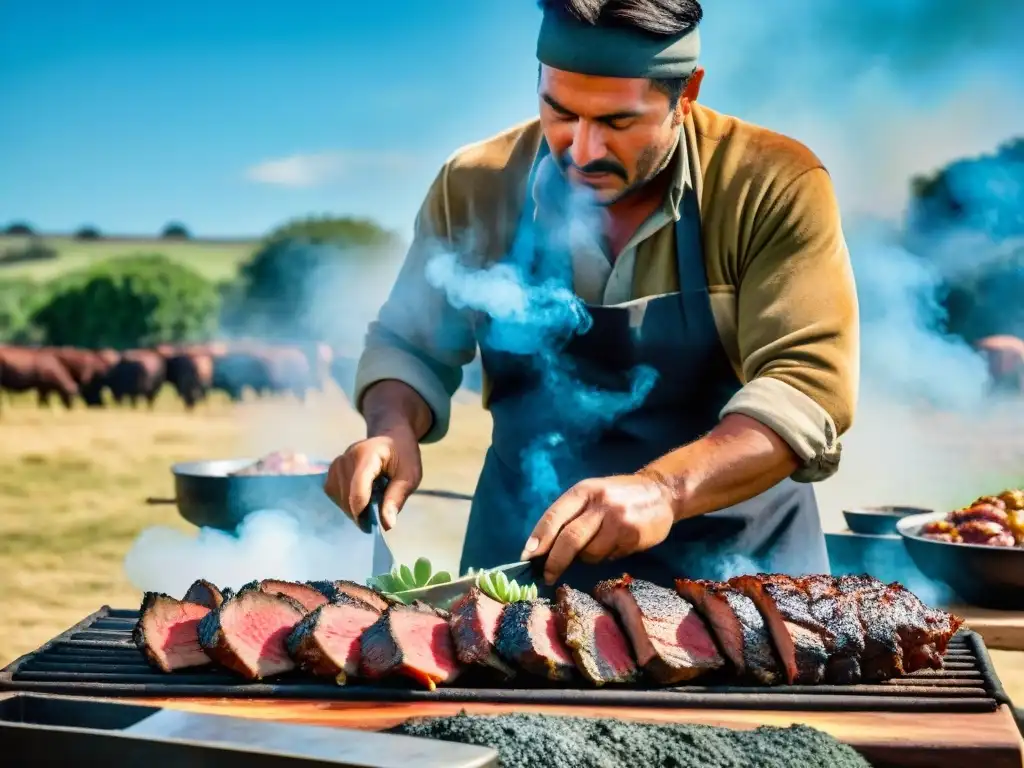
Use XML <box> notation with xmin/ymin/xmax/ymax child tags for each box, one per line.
<box><xmin>170</xmin><ymin>458</ymin><xmax>331</xmax><ymax>531</ymax></box>
<box><xmin>843</xmin><ymin>505</ymin><xmax>933</xmax><ymax>536</ymax></box>
<box><xmin>897</xmin><ymin>510</ymin><xmax>1024</xmax><ymax>609</ymax></box>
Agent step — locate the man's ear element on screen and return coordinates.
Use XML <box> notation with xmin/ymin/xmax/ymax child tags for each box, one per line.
<box><xmin>680</xmin><ymin>67</ymin><xmax>705</xmax><ymax>117</ymax></box>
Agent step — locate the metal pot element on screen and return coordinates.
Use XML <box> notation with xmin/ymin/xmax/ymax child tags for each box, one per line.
<box><xmin>148</xmin><ymin>459</ymin><xmax>474</xmax><ymax>532</ymax></box>
<box><xmin>842</xmin><ymin>505</ymin><xmax>933</xmax><ymax>536</ymax></box>
<box><xmin>157</xmin><ymin>458</ymin><xmax>332</xmax><ymax>531</ymax></box>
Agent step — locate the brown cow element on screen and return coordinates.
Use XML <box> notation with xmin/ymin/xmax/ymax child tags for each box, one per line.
<box><xmin>0</xmin><ymin>346</ymin><xmax>79</xmax><ymax>409</ymax></box>
<box><xmin>106</xmin><ymin>349</ymin><xmax>166</xmax><ymax>408</ymax></box>
<box><xmin>46</xmin><ymin>347</ymin><xmax>119</xmax><ymax>407</ymax></box>
<box><xmin>974</xmin><ymin>335</ymin><xmax>1024</xmax><ymax>393</ymax></box>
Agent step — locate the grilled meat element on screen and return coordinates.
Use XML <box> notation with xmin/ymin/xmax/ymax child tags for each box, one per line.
<box><xmin>133</xmin><ymin>593</ymin><xmax>211</xmax><ymax>672</ymax></box>
<box><xmin>197</xmin><ymin>590</ymin><xmax>307</xmax><ymax>679</ymax></box>
<box><xmin>359</xmin><ymin>605</ymin><xmax>462</xmax><ymax>690</ymax></box>
<box><xmin>675</xmin><ymin>579</ymin><xmax>780</xmax><ymax>685</ymax></box>
<box><xmin>332</xmin><ymin>580</ymin><xmax>390</xmax><ymax>613</ymax></box>
<box><xmin>496</xmin><ymin>599</ymin><xmax>577</xmax><ymax>682</ymax></box>
<box><xmin>555</xmin><ymin>585</ymin><xmax>639</xmax><ymax>686</ymax></box>
<box><xmin>449</xmin><ymin>587</ymin><xmax>516</xmax><ymax>680</ymax></box>
<box><xmin>286</xmin><ymin>599</ymin><xmax>381</xmax><ymax>683</ymax></box>
<box><xmin>181</xmin><ymin>579</ymin><xmax>226</xmax><ymax>609</ymax></box>
<box><xmin>239</xmin><ymin>579</ymin><xmax>330</xmax><ymax>612</ymax></box>
<box><xmin>730</xmin><ymin>574</ymin><xmax>831</xmax><ymax>685</ymax></box>
<box><xmin>596</xmin><ymin>576</ymin><xmax>723</xmax><ymax>685</ymax></box>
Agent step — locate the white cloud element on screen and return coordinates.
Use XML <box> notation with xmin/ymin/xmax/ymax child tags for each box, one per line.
<box><xmin>245</xmin><ymin>150</ymin><xmax>414</xmax><ymax>188</ymax></box>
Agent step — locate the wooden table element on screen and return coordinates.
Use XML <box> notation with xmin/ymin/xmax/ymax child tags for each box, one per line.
<box><xmin>129</xmin><ymin>697</ymin><xmax>1024</xmax><ymax>768</ymax></box>
<box><xmin>956</xmin><ymin>607</ymin><xmax>1024</xmax><ymax>652</ymax></box>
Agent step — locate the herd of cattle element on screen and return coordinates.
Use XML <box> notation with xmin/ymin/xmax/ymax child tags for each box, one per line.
<box><xmin>0</xmin><ymin>342</ymin><xmax>356</xmax><ymax>412</ymax></box>
<box><xmin>0</xmin><ymin>333</ymin><xmax>1021</xmax><ymax>414</ymax></box>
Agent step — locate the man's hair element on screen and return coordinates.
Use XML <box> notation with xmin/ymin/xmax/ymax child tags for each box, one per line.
<box><xmin>537</xmin><ymin>0</ymin><xmax>702</xmax><ymax>106</ymax></box>
<box><xmin>537</xmin><ymin>0</ymin><xmax>703</xmax><ymax>37</ymax></box>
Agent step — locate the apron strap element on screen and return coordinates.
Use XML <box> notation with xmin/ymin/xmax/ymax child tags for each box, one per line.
<box><xmin>674</xmin><ymin>183</ymin><xmax>716</xmax><ymax>338</ymax></box>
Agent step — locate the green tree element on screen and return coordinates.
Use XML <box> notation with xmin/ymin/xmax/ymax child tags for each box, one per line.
<box><xmin>74</xmin><ymin>225</ymin><xmax>102</xmax><ymax>240</ymax></box>
<box><xmin>32</xmin><ymin>254</ymin><xmax>220</xmax><ymax>348</ymax></box>
<box><xmin>161</xmin><ymin>221</ymin><xmax>191</xmax><ymax>239</ymax></box>
<box><xmin>0</xmin><ymin>277</ymin><xmax>48</xmax><ymax>343</ymax></box>
<box><xmin>222</xmin><ymin>215</ymin><xmax>400</xmax><ymax>341</ymax></box>
<box><xmin>3</xmin><ymin>221</ymin><xmax>34</xmax><ymax>236</ymax></box>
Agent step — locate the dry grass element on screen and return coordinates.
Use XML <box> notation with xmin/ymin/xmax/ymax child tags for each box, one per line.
<box><xmin>0</xmin><ymin>386</ymin><xmax>489</xmax><ymax>666</ymax></box>
<box><xmin>2</xmin><ymin>385</ymin><xmax>1024</xmax><ymax>704</ymax></box>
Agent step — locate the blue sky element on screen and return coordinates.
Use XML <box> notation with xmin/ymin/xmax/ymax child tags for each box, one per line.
<box><xmin>3</xmin><ymin>0</ymin><xmax>1023</xmax><ymax>239</ymax></box>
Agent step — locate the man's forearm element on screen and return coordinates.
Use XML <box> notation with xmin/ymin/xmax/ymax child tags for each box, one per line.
<box><xmin>361</xmin><ymin>380</ymin><xmax>434</xmax><ymax>441</ymax></box>
<box><xmin>641</xmin><ymin>413</ymin><xmax>801</xmax><ymax>521</ymax></box>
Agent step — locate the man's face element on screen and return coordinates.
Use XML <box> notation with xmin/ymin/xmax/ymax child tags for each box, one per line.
<box><xmin>538</xmin><ymin>65</ymin><xmax>693</xmax><ymax>205</ymax></box>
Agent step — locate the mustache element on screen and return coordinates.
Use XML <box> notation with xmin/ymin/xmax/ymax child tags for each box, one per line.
<box><xmin>555</xmin><ymin>153</ymin><xmax>628</xmax><ymax>181</ymax></box>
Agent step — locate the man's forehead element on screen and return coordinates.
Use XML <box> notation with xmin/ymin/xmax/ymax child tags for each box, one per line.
<box><xmin>540</xmin><ymin>65</ymin><xmax>657</xmax><ymax>114</ymax></box>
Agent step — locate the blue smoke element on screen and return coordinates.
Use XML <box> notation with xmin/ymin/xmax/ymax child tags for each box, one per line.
<box><xmin>424</xmin><ymin>175</ymin><xmax>658</xmax><ymax>511</ymax></box>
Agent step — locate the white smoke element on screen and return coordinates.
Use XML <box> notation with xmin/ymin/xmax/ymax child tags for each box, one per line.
<box><xmin>124</xmin><ymin>509</ymin><xmax>374</xmax><ymax>596</ymax></box>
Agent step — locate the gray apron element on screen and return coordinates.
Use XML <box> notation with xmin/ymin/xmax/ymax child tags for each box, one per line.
<box><xmin>459</xmin><ymin>143</ymin><xmax>829</xmax><ymax>592</ymax></box>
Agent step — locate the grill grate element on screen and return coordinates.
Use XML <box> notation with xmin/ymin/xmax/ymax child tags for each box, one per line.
<box><xmin>0</xmin><ymin>606</ymin><xmax>1011</xmax><ymax>713</ymax></box>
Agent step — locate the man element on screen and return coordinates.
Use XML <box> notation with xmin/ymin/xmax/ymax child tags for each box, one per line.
<box><xmin>325</xmin><ymin>0</ymin><xmax>859</xmax><ymax>590</ymax></box>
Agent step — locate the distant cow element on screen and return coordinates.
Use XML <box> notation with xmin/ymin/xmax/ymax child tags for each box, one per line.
<box><xmin>0</xmin><ymin>346</ymin><xmax>79</xmax><ymax>409</ymax></box>
<box><xmin>212</xmin><ymin>351</ymin><xmax>272</xmax><ymax>401</ymax></box>
<box><xmin>47</xmin><ymin>346</ymin><xmax>119</xmax><ymax>407</ymax></box>
<box><xmin>106</xmin><ymin>349</ymin><xmax>167</xmax><ymax>408</ymax></box>
<box><xmin>165</xmin><ymin>351</ymin><xmax>214</xmax><ymax>410</ymax></box>
<box><xmin>975</xmin><ymin>335</ymin><xmax>1024</xmax><ymax>393</ymax></box>
<box><xmin>263</xmin><ymin>346</ymin><xmax>314</xmax><ymax>401</ymax></box>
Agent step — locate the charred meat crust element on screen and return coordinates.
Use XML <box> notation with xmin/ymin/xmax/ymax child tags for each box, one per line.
<box><xmin>448</xmin><ymin>588</ymin><xmax>516</xmax><ymax>680</ymax></box>
<box><xmin>332</xmin><ymin>580</ymin><xmax>390</xmax><ymax>613</ymax></box>
<box><xmin>181</xmin><ymin>579</ymin><xmax>225</xmax><ymax>609</ymax></box>
<box><xmin>495</xmin><ymin>600</ymin><xmax>576</xmax><ymax>682</ymax></box>
<box><xmin>555</xmin><ymin>585</ymin><xmax>639</xmax><ymax>686</ymax></box>
<box><xmin>286</xmin><ymin>600</ymin><xmax>380</xmax><ymax>681</ymax></box>
<box><xmin>358</xmin><ymin>605</ymin><xmax>462</xmax><ymax>690</ymax></box>
<box><xmin>675</xmin><ymin>579</ymin><xmax>782</xmax><ymax>685</ymax></box>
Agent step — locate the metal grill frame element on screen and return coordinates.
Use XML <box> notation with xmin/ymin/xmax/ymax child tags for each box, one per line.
<box><xmin>0</xmin><ymin>606</ymin><xmax>1011</xmax><ymax>713</ymax></box>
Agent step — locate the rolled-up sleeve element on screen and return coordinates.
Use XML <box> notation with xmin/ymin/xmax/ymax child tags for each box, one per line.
<box><xmin>722</xmin><ymin>166</ymin><xmax>860</xmax><ymax>482</ymax></box>
<box><xmin>354</xmin><ymin>163</ymin><xmax>477</xmax><ymax>443</ymax></box>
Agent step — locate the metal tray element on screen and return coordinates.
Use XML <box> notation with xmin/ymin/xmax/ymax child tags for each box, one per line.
<box><xmin>0</xmin><ymin>691</ymin><xmax>497</xmax><ymax>767</ymax></box>
<box><xmin>0</xmin><ymin>606</ymin><xmax>1011</xmax><ymax>714</ymax></box>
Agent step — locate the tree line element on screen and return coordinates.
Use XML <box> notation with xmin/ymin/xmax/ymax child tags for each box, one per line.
<box><xmin>0</xmin><ymin>215</ymin><xmax>401</xmax><ymax>350</ymax></box>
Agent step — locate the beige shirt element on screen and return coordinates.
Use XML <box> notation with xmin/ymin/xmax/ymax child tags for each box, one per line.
<box><xmin>355</xmin><ymin>105</ymin><xmax>860</xmax><ymax>483</ymax></box>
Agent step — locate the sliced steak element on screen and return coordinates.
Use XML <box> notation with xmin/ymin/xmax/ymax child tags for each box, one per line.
<box><xmin>286</xmin><ymin>600</ymin><xmax>381</xmax><ymax>682</ymax></box>
<box><xmin>555</xmin><ymin>585</ymin><xmax>638</xmax><ymax>686</ymax></box>
<box><xmin>182</xmin><ymin>579</ymin><xmax>225</xmax><ymax>609</ymax></box>
<box><xmin>240</xmin><ymin>579</ymin><xmax>329</xmax><ymax>612</ymax></box>
<box><xmin>197</xmin><ymin>590</ymin><xmax>307</xmax><ymax>679</ymax></box>
<box><xmin>359</xmin><ymin>605</ymin><xmax>461</xmax><ymax>690</ymax></box>
<box><xmin>595</xmin><ymin>576</ymin><xmax>723</xmax><ymax>685</ymax></box>
<box><xmin>333</xmin><ymin>580</ymin><xmax>390</xmax><ymax>613</ymax></box>
<box><xmin>675</xmin><ymin>579</ymin><xmax>780</xmax><ymax>685</ymax></box>
<box><xmin>730</xmin><ymin>574</ymin><xmax>831</xmax><ymax>685</ymax></box>
<box><xmin>448</xmin><ymin>587</ymin><xmax>516</xmax><ymax>680</ymax></box>
<box><xmin>495</xmin><ymin>599</ymin><xmax>577</xmax><ymax>682</ymax></box>
<box><xmin>133</xmin><ymin>593</ymin><xmax>211</xmax><ymax>672</ymax></box>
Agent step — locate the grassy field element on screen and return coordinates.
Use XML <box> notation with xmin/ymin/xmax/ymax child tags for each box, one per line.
<box><xmin>0</xmin><ymin>234</ymin><xmax>257</xmax><ymax>282</ymax></box>
<box><xmin>2</xmin><ymin>386</ymin><xmax>1024</xmax><ymax>702</ymax></box>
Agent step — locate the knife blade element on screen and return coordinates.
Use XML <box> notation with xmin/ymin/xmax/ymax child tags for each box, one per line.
<box><xmin>359</xmin><ymin>474</ymin><xmax>394</xmax><ymax>577</ymax></box>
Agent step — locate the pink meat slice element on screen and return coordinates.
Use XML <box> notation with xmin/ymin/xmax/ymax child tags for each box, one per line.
<box><xmin>359</xmin><ymin>606</ymin><xmax>462</xmax><ymax>690</ymax></box>
<box><xmin>555</xmin><ymin>585</ymin><xmax>638</xmax><ymax>686</ymax></box>
<box><xmin>197</xmin><ymin>590</ymin><xmax>307</xmax><ymax>680</ymax></box>
<box><xmin>286</xmin><ymin>600</ymin><xmax>381</xmax><ymax>682</ymax></box>
<box><xmin>449</xmin><ymin>587</ymin><xmax>516</xmax><ymax>679</ymax></box>
<box><xmin>495</xmin><ymin>599</ymin><xmax>577</xmax><ymax>681</ymax></box>
<box><xmin>133</xmin><ymin>593</ymin><xmax>211</xmax><ymax>672</ymax></box>
<box><xmin>595</xmin><ymin>575</ymin><xmax>724</xmax><ymax>684</ymax></box>
<box><xmin>249</xmin><ymin>579</ymin><xmax>329</xmax><ymax>612</ymax></box>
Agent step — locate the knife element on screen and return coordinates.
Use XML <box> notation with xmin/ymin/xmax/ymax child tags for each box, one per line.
<box><xmin>358</xmin><ymin>474</ymin><xmax>395</xmax><ymax>578</ymax></box>
<box><xmin>359</xmin><ymin>474</ymin><xmax>543</xmax><ymax>607</ymax></box>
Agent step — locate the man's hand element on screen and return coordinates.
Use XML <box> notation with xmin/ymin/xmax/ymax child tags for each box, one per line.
<box><xmin>522</xmin><ymin>472</ymin><xmax>676</xmax><ymax>585</ymax></box>
<box><xmin>324</xmin><ymin>427</ymin><xmax>422</xmax><ymax>530</ymax></box>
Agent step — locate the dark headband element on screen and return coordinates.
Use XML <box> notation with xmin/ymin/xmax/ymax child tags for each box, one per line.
<box><xmin>536</xmin><ymin>10</ymin><xmax>700</xmax><ymax>79</ymax></box>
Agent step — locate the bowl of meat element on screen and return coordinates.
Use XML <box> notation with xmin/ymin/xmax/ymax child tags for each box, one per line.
<box><xmin>168</xmin><ymin>451</ymin><xmax>332</xmax><ymax>531</ymax></box>
<box><xmin>897</xmin><ymin>488</ymin><xmax>1024</xmax><ymax>609</ymax></box>
<box><xmin>843</xmin><ymin>505</ymin><xmax>934</xmax><ymax>536</ymax></box>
